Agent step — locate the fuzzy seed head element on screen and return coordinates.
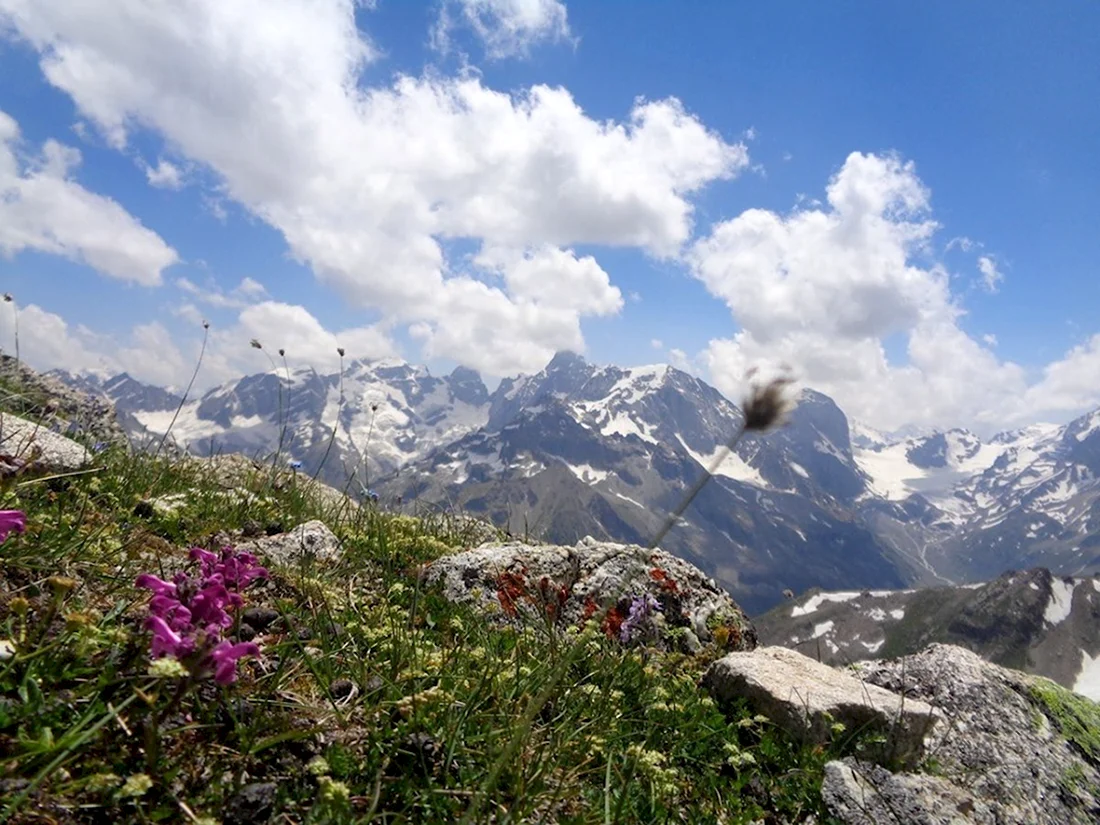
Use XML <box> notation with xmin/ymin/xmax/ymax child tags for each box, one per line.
<box><xmin>741</xmin><ymin>371</ymin><xmax>796</xmax><ymax>432</ymax></box>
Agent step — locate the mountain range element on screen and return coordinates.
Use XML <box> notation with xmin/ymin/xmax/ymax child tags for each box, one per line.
<box><xmin>49</xmin><ymin>353</ymin><xmax>1100</xmax><ymax>615</ymax></box>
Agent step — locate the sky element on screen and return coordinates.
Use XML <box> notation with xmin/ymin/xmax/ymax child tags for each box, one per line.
<box><xmin>0</xmin><ymin>0</ymin><xmax>1098</xmax><ymax>436</ymax></box>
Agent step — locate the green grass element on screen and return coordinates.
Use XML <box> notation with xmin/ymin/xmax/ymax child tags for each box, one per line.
<box><xmin>0</xmin><ymin>403</ymin><xmax>858</xmax><ymax>823</ymax></box>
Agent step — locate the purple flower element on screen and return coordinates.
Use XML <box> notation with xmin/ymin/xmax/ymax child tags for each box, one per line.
<box><xmin>619</xmin><ymin>593</ymin><xmax>662</xmax><ymax>645</ymax></box>
<box><xmin>0</xmin><ymin>510</ymin><xmax>26</xmax><ymax>543</ymax></box>
<box><xmin>145</xmin><ymin>615</ymin><xmax>194</xmax><ymax>659</ymax></box>
<box><xmin>208</xmin><ymin>641</ymin><xmax>261</xmax><ymax>684</ymax></box>
<box><xmin>136</xmin><ymin>545</ymin><xmax>268</xmax><ymax>685</ymax></box>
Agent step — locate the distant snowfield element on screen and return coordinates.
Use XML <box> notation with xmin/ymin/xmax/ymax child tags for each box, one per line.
<box><xmin>1045</xmin><ymin>578</ymin><xmax>1077</xmax><ymax>626</ymax></box>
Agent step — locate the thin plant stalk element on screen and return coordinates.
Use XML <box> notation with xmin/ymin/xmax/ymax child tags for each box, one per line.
<box><xmin>154</xmin><ymin>322</ymin><xmax>209</xmax><ymax>460</ymax></box>
<box><xmin>647</xmin><ymin>421</ymin><xmax>747</xmax><ymax>550</ymax></box>
<box><xmin>313</xmin><ymin>349</ymin><xmax>345</xmax><ymax>483</ymax></box>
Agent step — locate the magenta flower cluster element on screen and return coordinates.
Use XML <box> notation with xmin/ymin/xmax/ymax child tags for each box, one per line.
<box><xmin>135</xmin><ymin>546</ymin><xmax>268</xmax><ymax>684</ymax></box>
<box><xmin>0</xmin><ymin>509</ymin><xmax>26</xmax><ymax>544</ymax></box>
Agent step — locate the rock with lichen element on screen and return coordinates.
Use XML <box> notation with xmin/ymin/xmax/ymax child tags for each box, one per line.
<box><xmin>821</xmin><ymin>644</ymin><xmax>1100</xmax><ymax>824</ymax></box>
<box><xmin>422</xmin><ymin>536</ymin><xmax>756</xmax><ymax>652</ymax></box>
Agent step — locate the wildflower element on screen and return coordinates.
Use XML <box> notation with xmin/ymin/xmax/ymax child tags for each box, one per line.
<box><xmin>2</xmin><ymin>293</ymin><xmax>11</xmax><ymax>302</ymax></box>
<box><xmin>9</xmin><ymin>597</ymin><xmax>29</xmax><ymax>617</ymax></box>
<box><xmin>250</xmin><ymin>338</ymin><xmax>262</xmax><ymax>349</ymax></box>
<box><xmin>336</xmin><ymin>347</ymin><xmax>345</xmax><ymax>357</ymax></box>
<box><xmin>278</xmin><ymin>348</ymin><xmax>285</xmax><ymax>357</ymax></box>
<box><xmin>288</xmin><ymin>459</ymin><xmax>303</xmax><ymax>470</ymax></box>
<box><xmin>92</xmin><ymin>441</ymin><xmax>109</xmax><ymax>453</ymax></box>
<box><xmin>135</xmin><ymin>545</ymin><xmax>267</xmax><ymax>684</ymax></box>
<box><xmin>147</xmin><ymin>657</ymin><xmax>189</xmax><ymax>678</ymax></box>
<box><xmin>47</xmin><ymin>576</ymin><xmax>78</xmax><ymax>597</ymax></box>
<box><xmin>202</xmin><ymin>319</ymin><xmax>210</xmax><ymax>330</ymax></box>
<box><xmin>209</xmin><ymin>640</ymin><xmax>261</xmax><ymax>684</ymax></box>
<box><xmin>619</xmin><ymin>593</ymin><xmax>662</xmax><ymax>645</ymax></box>
<box><xmin>307</xmin><ymin>756</ymin><xmax>331</xmax><ymax>776</ymax></box>
<box><xmin>318</xmin><ymin>776</ymin><xmax>350</xmax><ymax>802</ymax></box>
<box><xmin>0</xmin><ymin>510</ymin><xmax>26</xmax><ymax>543</ymax></box>
<box><xmin>119</xmin><ymin>773</ymin><xmax>153</xmax><ymax>798</ymax></box>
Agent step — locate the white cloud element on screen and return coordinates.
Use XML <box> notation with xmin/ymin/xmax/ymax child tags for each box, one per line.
<box><xmin>175</xmin><ymin>276</ymin><xmax>270</xmax><ymax>309</ymax></box>
<box><xmin>983</xmin><ymin>333</ymin><xmax>998</xmax><ymax>347</ymax></box>
<box><xmin>0</xmin><ymin>0</ymin><xmax>746</xmax><ymax>378</ymax></box>
<box><xmin>0</xmin><ymin>109</ymin><xmax>178</xmax><ymax>285</ymax></box>
<box><xmin>143</xmin><ymin>158</ymin><xmax>183</xmax><ymax>189</ymax></box>
<box><xmin>977</xmin><ymin>255</ymin><xmax>1003</xmax><ymax>293</ymax></box>
<box><xmin>218</xmin><ymin>301</ymin><xmax>395</xmax><ymax>377</ymax></box>
<box><xmin>434</xmin><ymin>0</ymin><xmax>572</xmax><ymax>59</ymax></box>
<box><xmin>689</xmin><ymin>152</ymin><xmax>1047</xmax><ymax>433</ymax></box>
<box><xmin>651</xmin><ymin>338</ymin><xmax>663</xmax><ymax>349</ymax></box>
<box><xmin>5</xmin><ymin>299</ymin><xmax>394</xmax><ymax>390</ymax></box>
<box><xmin>5</xmin><ymin>303</ymin><xmax>189</xmax><ymax>386</ymax></box>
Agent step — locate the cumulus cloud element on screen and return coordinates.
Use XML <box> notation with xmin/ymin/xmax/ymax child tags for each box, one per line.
<box><xmin>4</xmin><ymin>299</ymin><xmax>394</xmax><ymax>391</ymax></box>
<box><xmin>3</xmin><ymin>303</ymin><xmax>189</xmax><ymax>386</ymax></box>
<box><xmin>0</xmin><ymin>0</ymin><xmax>745</xmax><ymax>378</ymax></box>
<box><xmin>434</xmin><ymin>0</ymin><xmax>572</xmax><ymax>59</ymax></box>
<box><xmin>687</xmin><ymin>151</ymin><xmax>1093</xmax><ymax>433</ymax></box>
<box><xmin>0</xmin><ymin>109</ymin><xmax>179</xmax><ymax>285</ymax></box>
<box><xmin>977</xmin><ymin>255</ymin><xmax>1003</xmax><ymax>293</ymax></box>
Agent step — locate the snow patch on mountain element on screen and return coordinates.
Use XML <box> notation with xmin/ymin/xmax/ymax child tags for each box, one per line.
<box><xmin>1045</xmin><ymin>578</ymin><xmax>1076</xmax><ymax>625</ymax></box>
<box><xmin>676</xmin><ymin>435</ymin><xmax>766</xmax><ymax>487</ymax></box>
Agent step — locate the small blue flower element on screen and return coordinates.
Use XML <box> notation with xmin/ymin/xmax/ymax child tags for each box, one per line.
<box><xmin>366</xmin><ymin>489</ymin><xmax>379</xmax><ymax>503</ymax></box>
<box><xmin>93</xmin><ymin>442</ymin><xmax>108</xmax><ymax>453</ymax></box>
<box><xmin>288</xmin><ymin>460</ymin><xmax>303</xmax><ymax>470</ymax></box>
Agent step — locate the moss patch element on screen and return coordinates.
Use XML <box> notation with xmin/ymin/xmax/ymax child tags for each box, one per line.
<box><xmin>1028</xmin><ymin>676</ymin><xmax>1100</xmax><ymax>762</ymax></box>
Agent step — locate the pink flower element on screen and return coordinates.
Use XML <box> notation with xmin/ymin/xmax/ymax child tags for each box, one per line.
<box><xmin>145</xmin><ymin>615</ymin><xmax>194</xmax><ymax>659</ymax></box>
<box><xmin>0</xmin><ymin>510</ymin><xmax>26</xmax><ymax>543</ymax></box>
<box><xmin>208</xmin><ymin>641</ymin><xmax>261</xmax><ymax>685</ymax></box>
<box><xmin>135</xmin><ymin>574</ymin><xmax>177</xmax><ymax>597</ymax></box>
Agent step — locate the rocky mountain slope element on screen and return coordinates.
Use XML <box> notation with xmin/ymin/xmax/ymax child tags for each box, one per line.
<box><xmin>756</xmin><ymin>566</ymin><xmax>1100</xmax><ymax>699</ymax></box>
<box><xmin>51</xmin><ymin>352</ymin><xmax>1100</xmax><ymax>615</ymax></box>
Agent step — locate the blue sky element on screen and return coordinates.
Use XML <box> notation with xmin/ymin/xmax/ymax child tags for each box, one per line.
<box><xmin>0</xmin><ymin>0</ymin><xmax>1097</xmax><ymax>433</ymax></box>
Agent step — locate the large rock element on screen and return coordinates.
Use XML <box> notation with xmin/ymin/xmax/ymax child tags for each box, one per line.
<box><xmin>701</xmin><ymin>646</ymin><xmax>938</xmax><ymax>767</ymax></box>
<box><xmin>826</xmin><ymin>644</ymin><xmax>1100</xmax><ymax>824</ymax></box>
<box><xmin>422</xmin><ymin>536</ymin><xmax>756</xmax><ymax>651</ymax></box>
<box><xmin>238</xmin><ymin>520</ymin><xmax>342</xmax><ymax>566</ymax></box>
<box><xmin>822</xmin><ymin>759</ymin><xmax>996</xmax><ymax>825</ymax></box>
<box><xmin>0</xmin><ymin>412</ymin><xmax>91</xmax><ymax>474</ymax></box>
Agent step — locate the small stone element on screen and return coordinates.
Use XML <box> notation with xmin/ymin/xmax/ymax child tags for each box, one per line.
<box><xmin>240</xmin><ymin>519</ymin><xmax>264</xmax><ymax>538</ymax></box>
<box><xmin>237</xmin><ymin>623</ymin><xmax>257</xmax><ymax>642</ymax></box>
<box><xmin>242</xmin><ymin>607</ymin><xmax>279</xmax><ymax>631</ymax></box>
<box><xmin>224</xmin><ymin>781</ymin><xmax>279</xmax><ymax>825</ymax></box>
<box><xmin>330</xmin><ymin>678</ymin><xmax>356</xmax><ymax>701</ymax></box>
<box><xmin>297</xmin><ymin>626</ymin><xmax>314</xmax><ymax>641</ymax></box>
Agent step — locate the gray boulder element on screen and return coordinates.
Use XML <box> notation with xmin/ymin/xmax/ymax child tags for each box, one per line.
<box><xmin>239</xmin><ymin>520</ymin><xmax>342</xmax><ymax>566</ymax></box>
<box><xmin>826</xmin><ymin>644</ymin><xmax>1100</xmax><ymax>824</ymax></box>
<box><xmin>822</xmin><ymin>759</ymin><xmax>996</xmax><ymax>825</ymax></box>
<box><xmin>0</xmin><ymin>412</ymin><xmax>91</xmax><ymax>473</ymax></box>
<box><xmin>701</xmin><ymin>646</ymin><xmax>938</xmax><ymax>768</ymax></box>
<box><xmin>422</xmin><ymin>536</ymin><xmax>756</xmax><ymax>650</ymax></box>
